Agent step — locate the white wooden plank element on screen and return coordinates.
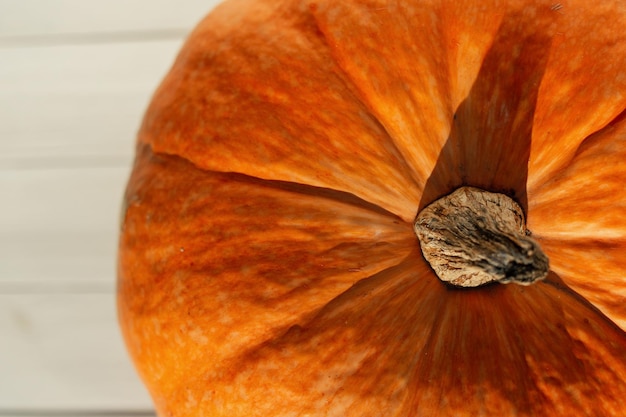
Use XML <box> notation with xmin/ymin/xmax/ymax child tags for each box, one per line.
<box><xmin>0</xmin><ymin>1</ymin><xmax>221</xmax><ymax>414</ymax></box>
<box><xmin>0</xmin><ymin>413</ymin><xmax>154</xmax><ymax>417</ymax></box>
<box><xmin>0</xmin><ymin>293</ymin><xmax>153</xmax><ymax>411</ymax></box>
<box><xmin>0</xmin><ymin>40</ymin><xmax>183</xmax><ymax>169</ymax></box>
<box><xmin>0</xmin><ymin>167</ymin><xmax>130</xmax><ymax>288</ymax></box>
<box><xmin>0</xmin><ymin>0</ymin><xmax>221</xmax><ymax>40</ymax></box>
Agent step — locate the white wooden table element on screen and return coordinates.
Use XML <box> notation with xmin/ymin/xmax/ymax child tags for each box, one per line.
<box><xmin>0</xmin><ymin>1</ymin><xmax>220</xmax><ymax>415</ymax></box>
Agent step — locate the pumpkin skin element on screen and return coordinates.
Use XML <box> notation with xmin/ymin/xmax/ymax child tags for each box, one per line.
<box><xmin>118</xmin><ymin>0</ymin><xmax>626</xmax><ymax>415</ymax></box>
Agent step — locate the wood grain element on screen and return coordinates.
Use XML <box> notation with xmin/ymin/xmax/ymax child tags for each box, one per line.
<box><xmin>0</xmin><ymin>0</ymin><xmax>215</xmax><ymax>40</ymax></box>
<box><xmin>0</xmin><ymin>41</ymin><xmax>183</xmax><ymax>169</ymax></box>
<box><xmin>0</xmin><ymin>0</ymin><xmax>223</xmax><ymax>414</ymax></box>
<box><xmin>0</xmin><ymin>294</ymin><xmax>152</xmax><ymax>411</ymax></box>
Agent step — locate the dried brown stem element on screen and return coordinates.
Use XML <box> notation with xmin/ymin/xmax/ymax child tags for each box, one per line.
<box><xmin>414</xmin><ymin>187</ymin><xmax>549</xmax><ymax>287</ymax></box>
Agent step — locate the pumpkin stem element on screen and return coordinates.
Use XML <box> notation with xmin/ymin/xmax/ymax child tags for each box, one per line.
<box><xmin>414</xmin><ymin>187</ymin><xmax>548</xmax><ymax>288</ymax></box>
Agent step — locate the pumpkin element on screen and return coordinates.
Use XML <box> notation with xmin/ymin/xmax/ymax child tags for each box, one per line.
<box><xmin>118</xmin><ymin>0</ymin><xmax>626</xmax><ymax>415</ymax></box>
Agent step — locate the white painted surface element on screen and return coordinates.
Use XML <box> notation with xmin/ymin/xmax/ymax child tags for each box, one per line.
<box><xmin>0</xmin><ymin>0</ymin><xmax>223</xmax><ymax>414</ymax></box>
<box><xmin>1</xmin><ymin>294</ymin><xmax>147</xmax><ymax>410</ymax></box>
<box><xmin>0</xmin><ymin>167</ymin><xmax>129</xmax><ymax>291</ymax></box>
<box><xmin>0</xmin><ymin>41</ymin><xmax>181</xmax><ymax>168</ymax></box>
<box><xmin>0</xmin><ymin>0</ymin><xmax>214</xmax><ymax>38</ymax></box>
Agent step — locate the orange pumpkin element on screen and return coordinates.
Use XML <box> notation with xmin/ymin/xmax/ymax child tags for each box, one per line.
<box><xmin>118</xmin><ymin>0</ymin><xmax>626</xmax><ymax>415</ymax></box>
